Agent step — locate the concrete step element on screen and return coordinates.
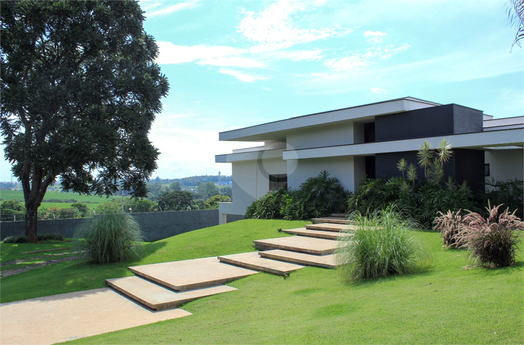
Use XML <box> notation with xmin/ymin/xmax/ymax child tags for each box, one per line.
<box><xmin>311</xmin><ymin>217</ymin><xmax>351</xmax><ymax>224</ymax></box>
<box><xmin>106</xmin><ymin>276</ymin><xmax>236</xmax><ymax>310</ymax></box>
<box><xmin>259</xmin><ymin>249</ymin><xmax>338</xmax><ymax>269</ymax></box>
<box><xmin>218</xmin><ymin>252</ymin><xmax>304</xmax><ymax>276</ymax></box>
<box><xmin>305</xmin><ymin>223</ymin><xmax>356</xmax><ymax>232</ymax></box>
<box><xmin>254</xmin><ymin>236</ymin><xmax>339</xmax><ymax>255</ymax></box>
<box><xmin>129</xmin><ymin>257</ymin><xmax>258</xmax><ymax>292</ymax></box>
<box><xmin>282</xmin><ymin>227</ymin><xmax>353</xmax><ymax>240</ymax></box>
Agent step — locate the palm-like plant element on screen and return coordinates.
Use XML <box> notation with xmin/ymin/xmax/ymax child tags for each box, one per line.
<box><xmin>508</xmin><ymin>0</ymin><xmax>524</xmax><ymax>48</ymax></box>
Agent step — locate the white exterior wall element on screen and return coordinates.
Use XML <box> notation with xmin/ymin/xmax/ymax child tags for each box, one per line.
<box><xmin>485</xmin><ymin>149</ymin><xmax>524</xmax><ymax>183</ymax></box>
<box><xmin>218</xmin><ymin>155</ymin><xmax>286</xmax><ymax>224</ymax></box>
<box><xmin>288</xmin><ymin>156</ymin><xmax>356</xmax><ymax>192</ymax></box>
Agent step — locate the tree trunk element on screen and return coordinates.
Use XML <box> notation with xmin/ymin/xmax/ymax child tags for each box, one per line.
<box><xmin>24</xmin><ymin>203</ymin><xmax>39</xmax><ymax>243</ymax></box>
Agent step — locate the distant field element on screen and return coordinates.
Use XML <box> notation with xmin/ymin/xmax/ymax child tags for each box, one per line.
<box><xmin>0</xmin><ymin>190</ymin><xmax>122</xmax><ymax>209</ymax></box>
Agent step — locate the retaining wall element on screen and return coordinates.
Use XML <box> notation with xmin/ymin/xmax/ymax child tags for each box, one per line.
<box><xmin>0</xmin><ymin>209</ymin><xmax>219</xmax><ymax>242</ymax></box>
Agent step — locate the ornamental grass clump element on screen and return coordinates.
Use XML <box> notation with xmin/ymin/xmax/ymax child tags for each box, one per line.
<box><xmin>433</xmin><ymin>209</ymin><xmax>466</xmax><ymax>248</ymax></box>
<box><xmin>337</xmin><ymin>209</ymin><xmax>430</xmax><ymax>280</ymax></box>
<box><xmin>76</xmin><ymin>211</ymin><xmax>143</xmax><ymax>264</ymax></box>
<box><xmin>456</xmin><ymin>203</ymin><xmax>523</xmax><ymax>267</ymax></box>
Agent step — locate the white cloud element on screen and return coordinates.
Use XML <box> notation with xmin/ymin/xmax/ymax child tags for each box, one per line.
<box><xmin>219</xmin><ymin>68</ymin><xmax>268</xmax><ymax>83</ymax></box>
<box><xmin>156</xmin><ymin>42</ymin><xmax>264</xmax><ymax>68</ymax></box>
<box><xmin>370</xmin><ymin>88</ymin><xmax>387</xmax><ymax>94</ymax></box>
<box><xmin>324</xmin><ymin>56</ymin><xmax>367</xmax><ymax>71</ymax></box>
<box><xmin>146</xmin><ymin>0</ymin><xmax>199</xmax><ymax>18</ymax></box>
<box><xmin>364</xmin><ymin>30</ymin><xmax>388</xmax><ymax>44</ymax></box>
<box><xmin>238</xmin><ymin>0</ymin><xmax>352</xmax><ymax>51</ymax></box>
<box><xmin>268</xmin><ymin>48</ymin><xmax>324</xmax><ymax>62</ymax></box>
<box><xmin>198</xmin><ymin>56</ymin><xmax>266</xmax><ymax>68</ymax></box>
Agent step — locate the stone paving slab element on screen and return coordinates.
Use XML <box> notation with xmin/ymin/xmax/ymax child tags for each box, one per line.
<box><xmin>259</xmin><ymin>249</ymin><xmax>339</xmax><ymax>269</ymax></box>
<box><xmin>283</xmin><ymin>227</ymin><xmax>353</xmax><ymax>240</ymax></box>
<box><xmin>129</xmin><ymin>257</ymin><xmax>258</xmax><ymax>292</ymax></box>
<box><xmin>106</xmin><ymin>276</ymin><xmax>237</xmax><ymax>310</ymax></box>
<box><xmin>254</xmin><ymin>236</ymin><xmax>339</xmax><ymax>255</ymax></box>
<box><xmin>311</xmin><ymin>217</ymin><xmax>351</xmax><ymax>224</ymax></box>
<box><xmin>218</xmin><ymin>252</ymin><xmax>304</xmax><ymax>276</ymax></box>
<box><xmin>0</xmin><ymin>288</ymin><xmax>191</xmax><ymax>345</ymax></box>
<box><xmin>305</xmin><ymin>223</ymin><xmax>355</xmax><ymax>232</ymax></box>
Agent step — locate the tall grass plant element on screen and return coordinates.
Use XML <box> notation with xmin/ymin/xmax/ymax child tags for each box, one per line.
<box><xmin>337</xmin><ymin>209</ymin><xmax>430</xmax><ymax>280</ymax></box>
<box><xmin>75</xmin><ymin>211</ymin><xmax>143</xmax><ymax>264</ymax></box>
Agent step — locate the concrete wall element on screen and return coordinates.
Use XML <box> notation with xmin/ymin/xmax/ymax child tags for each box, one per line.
<box><xmin>485</xmin><ymin>149</ymin><xmax>524</xmax><ymax>183</ymax></box>
<box><xmin>288</xmin><ymin>156</ymin><xmax>355</xmax><ymax>191</ymax></box>
<box><xmin>0</xmin><ymin>209</ymin><xmax>219</xmax><ymax>242</ymax></box>
<box><xmin>286</xmin><ymin>122</ymin><xmax>355</xmax><ymax>150</ymax></box>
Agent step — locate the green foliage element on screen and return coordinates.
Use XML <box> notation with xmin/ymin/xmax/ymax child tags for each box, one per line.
<box><xmin>245</xmin><ymin>188</ymin><xmax>288</xmax><ymax>219</ymax></box>
<box><xmin>204</xmin><ymin>195</ymin><xmax>231</xmax><ymax>209</ymax></box>
<box><xmin>337</xmin><ymin>209</ymin><xmax>430</xmax><ymax>280</ymax></box>
<box><xmin>455</xmin><ymin>203</ymin><xmax>523</xmax><ymax>267</ymax></box>
<box><xmin>158</xmin><ymin>191</ymin><xmax>193</xmax><ymax>211</ymax></box>
<box><xmin>3</xmin><ymin>233</ymin><xmax>64</xmax><ymax>243</ymax></box>
<box><xmin>0</xmin><ymin>198</ymin><xmax>25</xmax><ymax>221</ymax></box>
<box><xmin>484</xmin><ymin>178</ymin><xmax>523</xmax><ymax>219</ymax></box>
<box><xmin>76</xmin><ymin>212</ymin><xmax>143</xmax><ymax>264</ymax></box>
<box><xmin>1</xmin><ymin>0</ymin><xmax>168</xmax><ymax>241</ymax></box>
<box><xmin>71</xmin><ymin>202</ymin><xmax>91</xmax><ymax>217</ymax></box>
<box><xmin>246</xmin><ymin>171</ymin><xmax>348</xmax><ymax>220</ymax></box>
<box><xmin>348</xmin><ymin>140</ymin><xmax>476</xmax><ymax>227</ymax></box>
<box><xmin>195</xmin><ymin>182</ymin><xmax>219</xmax><ymax>200</ymax></box>
<box><xmin>282</xmin><ymin>170</ymin><xmax>348</xmax><ymax>220</ymax></box>
<box><xmin>125</xmin><ymin>198</ymin><xmax>158</xmax><ymax>213</ymax></box>
<box><xmin>347</xmin><ymin>178</ymin><xmax>401</xmax><ymax>216</ymax></box>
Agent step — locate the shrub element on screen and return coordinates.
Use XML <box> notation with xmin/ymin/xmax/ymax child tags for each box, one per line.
<box><xmin>76</xmin><ymin>212</ymin><xmax>143</xmax><ymax>264</ymax></box>
<box><xmin>484</xmin><ymin>179</ymin><xmax>523</xmax><ymax>219</ymax></box>
<box><xmin>455</xmin><ymin>203</ymin><xmax>523</xmax><ymax>267</ymax></box>
<box><xmin>3</xmin><ymin>235</ymin><xmax>28</xmax><ymax>243</ymax></box>
<box><xmin>337</xmin><ymin>209</ymin><xmax>430</xmax><ymax>280</ymax></box>
<box><xmin>282</xmin><ymin>170</ymin><xmax>348</xmax><ymax>220</ymax></box>
<box><xmin>204</xmin><ymin>195</ymin><xmax>232</xmax><ymax>209</ymax></box>
<box><xmin>3</xmin><ymin>233</ymin><xmax>64</xmax><ymax>243</ymax></box>
<box><xmin>433</xmin><ymin>209</ymin><xmax>466</xmax><ymax>248</ymax></box>
<box><xmin>246</xmin><ymin>188</ymin><xmax>287</xmax><ymax>219</ymax></box>
<box><xmin>347</xmin><ymin>177</ymin><xmax>401</xmax><ymax>216</ymax></box>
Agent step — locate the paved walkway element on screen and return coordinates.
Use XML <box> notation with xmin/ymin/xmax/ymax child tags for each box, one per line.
<box><xmin>1</xmin><ymin>217</ymin><xmax>348</xmax><ymax>345</ymax></box>
<box><xmin>0</xmin><ymin>288</ymin><xmax>190</xmax><ymax>345</ymax></box>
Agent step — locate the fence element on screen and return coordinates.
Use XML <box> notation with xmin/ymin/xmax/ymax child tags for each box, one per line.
<box><xmin>0</xmin><ymin>209</ymin><xmax>219</xmax><ymax>242</ymax></box>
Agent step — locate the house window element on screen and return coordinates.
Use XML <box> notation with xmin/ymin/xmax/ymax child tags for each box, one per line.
<box><xmin>485</xmin><ymin>164</ymin><xmax>490</xmax><ymax>177</ymax></box>
<box><xmin>269</xmin><ymin>174</ymin><xmax>287</xmax><ymax>190</ymax></box>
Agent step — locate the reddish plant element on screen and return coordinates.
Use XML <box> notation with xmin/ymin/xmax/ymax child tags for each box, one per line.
<box><xmin>433</xmin><ymin>209</ymin><xmax>466</xmax><ymax>248</ymax></box>
<box><xmin>456</xmin><ymin>203</ymin><xmax>523</xmax><ymax>267</ymax></box>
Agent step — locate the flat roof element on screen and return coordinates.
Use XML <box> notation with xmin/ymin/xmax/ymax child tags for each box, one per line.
<box><xmin>219</xmin><ymin>97</ymin><xmax>440</xmax><ymax>142</ymax></box>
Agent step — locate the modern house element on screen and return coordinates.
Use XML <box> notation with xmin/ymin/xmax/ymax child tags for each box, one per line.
<box><xmin>215</xmin><ymin>97</ymin><xmax>524</xmax><ymax>224</ymax></box>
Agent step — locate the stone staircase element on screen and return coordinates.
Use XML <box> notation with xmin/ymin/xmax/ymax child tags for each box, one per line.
<box><xmin>105</xmin><ymin>214</ymin><xmax>351</xmax><ymax>312</ymax></box>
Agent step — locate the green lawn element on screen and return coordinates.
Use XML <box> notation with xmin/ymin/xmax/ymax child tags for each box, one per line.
<box><xmin>0</xmin><ymin>189</ymin><xmax>121</xmax><ymax>209</ymax></box>
<box><xmin>1</xmin><ymin>219</ymin><xmax>523</xmax><ymax>344</ymax></box>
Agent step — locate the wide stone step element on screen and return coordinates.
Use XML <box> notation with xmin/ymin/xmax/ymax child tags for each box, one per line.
<box><xmin>305</xmin><ymin>223</ymin><xmax>356</xmax><ymax>232</ymax></box>
<box><xmin>218</xmin><ymin>252</ymin><xmax>304</xmax><ymax>276</ymax></box>
<box><xmin>129</xmin><ymin>257</ymin><xmax>258</xmax><ymax>292</ymax></box>
<box><xmin>311</xmin><ymin>217</ymin><xmax>351</xmax><ymax>224</ymax></box>
<box><xmin>106</xmin><ymin>276</ymin><xmax>236</xmax><ymax>310</ymax></box>
<box><xmin>259</xmin><ymin>249</ymin><xmax>338</xmax><ymax>269</ymax></box>
<box><xmin>282</xmin><ymin>227</ymin><xmax>353</xmax><ymax>240</ymax></box>
<box><xmin>254</xmin><ymin>236</ymin><xmax>339</xmax><ymax>255</ymax></box>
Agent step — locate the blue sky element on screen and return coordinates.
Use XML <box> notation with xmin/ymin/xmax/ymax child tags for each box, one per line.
<box><xmin>1</xmin><ymin>0</ymin><xmax>523</xmax><ymax>181</ymax></box>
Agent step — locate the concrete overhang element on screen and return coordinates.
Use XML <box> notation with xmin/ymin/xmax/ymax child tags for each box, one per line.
<box><xmin>282</xmin><ymin>128</ymin><xmax>524</xmax><ymax>160</ymax></box>
<box><xmin>216</xmin><ymin>149</ymin><xmax>284</xmax><ymax>163</ymax></box>
<box><xmin>219</xmin><ymin>97</ymin><xmax>440</xmax><ymax>142</ymax></box>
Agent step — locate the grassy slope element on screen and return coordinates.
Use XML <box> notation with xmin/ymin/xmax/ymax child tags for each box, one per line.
<box><xmin>2</xmin><ymin>220</ymin><xmax>523</xmax><ymax>344</ymax></box>
<box><xmin>0</xmin><ymin>219</ymin><xmax>308</xmax><ymax>303</ymax></box>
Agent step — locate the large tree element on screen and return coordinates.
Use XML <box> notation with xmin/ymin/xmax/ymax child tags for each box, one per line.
<box><xmin>1</xmin><ymin>0</ymin><xmax>169</xmax><ymax>242</ymax></box>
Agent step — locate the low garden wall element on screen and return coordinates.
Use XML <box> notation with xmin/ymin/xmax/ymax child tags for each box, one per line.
<box><xmin>0</xmin><ymin>209</ymin><xmax>219</xmax><ymax>242</ymax></box>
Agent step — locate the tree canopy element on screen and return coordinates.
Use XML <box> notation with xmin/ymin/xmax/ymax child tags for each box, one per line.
<box><xmin>0</xmin><ymin>0</ymin><xmax>169</xmax><ymax>241</ymax></box>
